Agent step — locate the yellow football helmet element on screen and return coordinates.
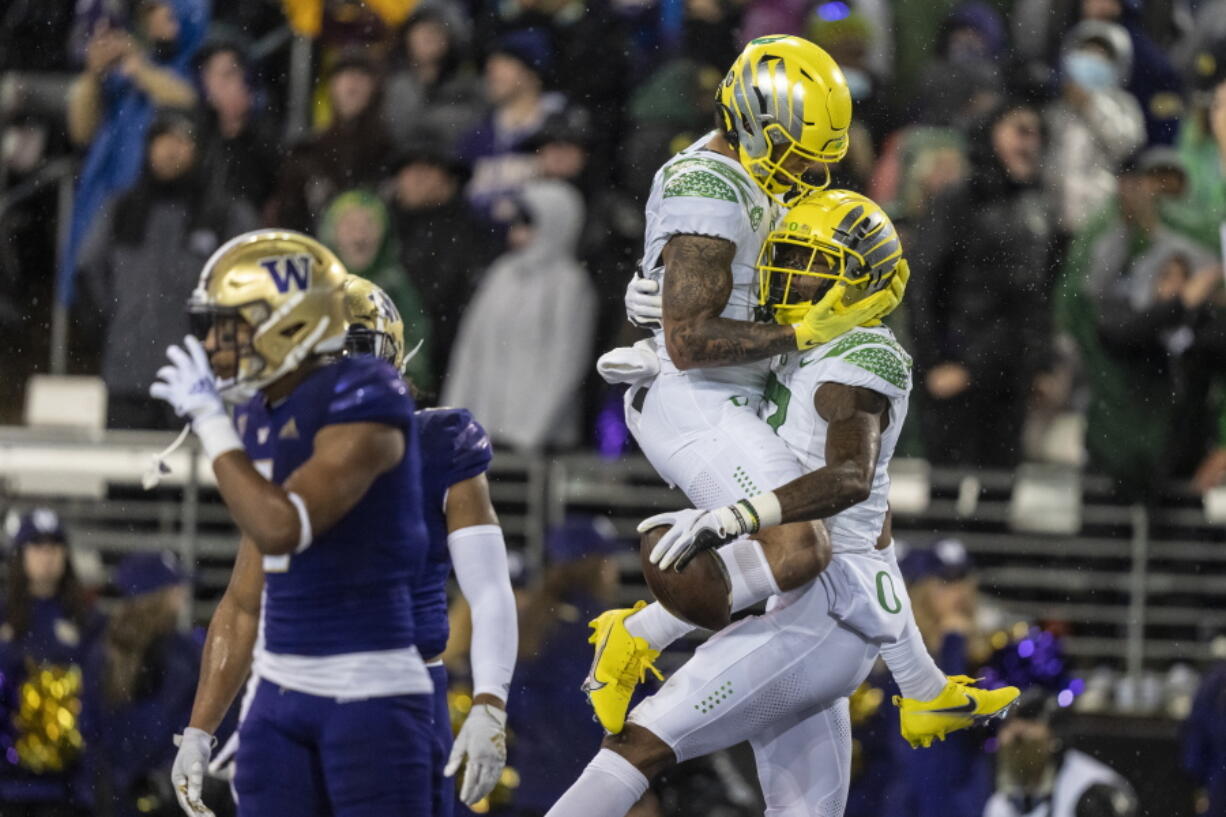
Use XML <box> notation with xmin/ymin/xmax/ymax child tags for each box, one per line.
<box><xmin>342</xmin><ymin>275</ymin><xmax>406</xmax><ymax>372</ymax></box>
<box><xmin>188</xmin><ymin>229</ymin><xmax>348</xmax><ymax>401</ymax></box>
<box><xmin>717</xmin><ymin>35</ymin><xmax>852</xmax><ymax>204</ymax></box>
<box><xmin>757</xmin><ymin>189</ymin><xmax>907</xmax><ymax>325</ymax></box>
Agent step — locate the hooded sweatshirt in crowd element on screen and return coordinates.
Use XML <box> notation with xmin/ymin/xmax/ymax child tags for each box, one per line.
<box><xmin>443</xmin><ymin>179</ymin><xmax>596</xmax><ymax>451</ymax></box>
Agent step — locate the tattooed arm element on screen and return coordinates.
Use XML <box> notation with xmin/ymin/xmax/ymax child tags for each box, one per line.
<box><xmin>661</xmin><ymin>234</ymin><xmax>798</xmax><ymax>370</ymax></box>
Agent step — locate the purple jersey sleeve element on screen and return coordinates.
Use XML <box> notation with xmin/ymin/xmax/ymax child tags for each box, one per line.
<box><xmin>418</xmin><ymin>407</ymin><xmax>493</xmax><ymax>489</ymax></box>
<box><xmin>325</xmin><ymin>356</ymin><xmax>416</xmax><ymax>429</ymax></box>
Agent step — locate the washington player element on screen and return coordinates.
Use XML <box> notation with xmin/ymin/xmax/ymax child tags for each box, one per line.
<box><xmin>342</xmin><ymin>276</ymin><xmax>517</xmax><ymax>814</ymax></box>
<box><xmin>153</xmin><ymin>231</ymin><xmax>434</xmax><ymax>817</ymax></box>
<box><xmin>586</xmin><ymin>34</ymin><xmax>1008</xmax><ymax>752</ymax></box>
<box><xmin>550</xmin><ymin>191</ymin><xmax>1018</xmax><ymax>817</ymax></box>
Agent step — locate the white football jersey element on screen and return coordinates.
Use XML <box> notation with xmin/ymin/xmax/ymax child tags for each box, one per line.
<box><xmin>639</xmin><ymin>131</ymin><xmax>779</xmax><ymax>393</ymax></box>
<box><xmin>763</xmin><ymin>325</ymin><xmax>912</xmax><ymax>553</ymax></box>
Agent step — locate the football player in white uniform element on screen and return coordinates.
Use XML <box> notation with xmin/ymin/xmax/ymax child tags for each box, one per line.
<box><xmin>585</xmin><ymin>32</ymin><xmax>900</xmax><ymax>732</ymax></box>
<box><xmin>553</xmin><ymin>191</ymin><xmax>1018</xmax><ymax>817</ymax></box>
<box><xmin>586</xmin><ymin>34</ymin><xmax>1011</xmax><ymax>750</ymax></box>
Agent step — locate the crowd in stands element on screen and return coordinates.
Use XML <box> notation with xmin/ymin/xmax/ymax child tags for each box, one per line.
<box><xmin>2</xmin><ymin>0</ymin><xmax>1226</xmax><ymax>498</ymax></box>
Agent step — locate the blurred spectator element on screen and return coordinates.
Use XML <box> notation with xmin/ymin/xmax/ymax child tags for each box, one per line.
<box><xmin>0</xmin><ymin>509</ymin><xmax>102</xmax><ymax>816</ymax></box>
<box><xmin>382</xmin><ymin>6</ymin><xmax>484</xmax><ymax>146</ymax></box>
<box><xmin>913</xmin><ymin>3</ymin><xmax>1006</xmax><ymax>127</ymax></box>
<box><xmin>1080</xmin><ymin>0</ymin><xmax>1184</xmax><ymax>146</ymax></box>
<box><xmin>869</xmin><ymin>127</ymin><xmax>967</xmax><ymax>230</ymax></box>
<box><xmin>443</xmin><ymin>179</ymin><xmax>596</xmax><ymax>452</ymax></box>
<box><xmin>809</xmin><ymin>8</ymin><xmax>897</xmax><ymax>172</ymax></box>
<box><xmin>985</xmin><ymin>689</ymin><xmax>1137</xmax><ymax>817</ymax></box>
<box><xmin>507</xmin><ymin>515</ymin><xmax>624</xmax><ymax>816</ymax></box>
<box><xmin>81</xmin><ymin>553</ymin><xmax>197</xmax><ymax>817</ymax></box>
<box><xmin>319</xmin><ymin>190</ymin><xmax>436</xmax><ymax>391</ymax></box>
<box><xmin>1165</xmin><ymin>38</ymin><xmax>1226</xmax><ymax>249</ymax></box>
<box><xmin>492</xmin><ymin>0</ymin><xmax>631</xmax><ymax>174</ymax></box>
<box><xmin>76</xmin><ymin>110</ymin><xmax>257</xmax><ymax>430</ymax></box>
<box><xmin>386</xmin><ymin>137</ymin><xmax>490</xmax><ymax>385</ymax></box>
<box><xmin>1055</xmin><ymin>149</ymin><xmax>1218</xmax><ymax>495</ymax></box>
<box><xmin>909</xmin><ymin>99</ymin><xmax>1057</xmax><ymax>468</ymax></box>
<box><xmin>621</xmin><ymin>58</ymin><xmax>723</xmax><ymax>197</ymax></box>
<box><xmin>195</xmin><ymin>40</ymin><xmax>278</xmax><ymax>210</ymax></box>
<box><xmin>529</xmin><ymin>107</ymin><xmax>643</xmax><ymax>446</ymax></box>
<box><xmin>459</xmin><ymin>29</ymin><xmax>564</xmax><ymax>213</ymax></box>
<box><xmin>60</xmin><ymin>0</ymin><xmax>207</xmax><ymax>309</ymax></box>
<box><xmin>0</xmin><ymin>1</ymin><xmax>75</xmax><ymax>72</ymax></box>
<box><xmin>1045</xmin><ymin>21</ymin><xmax>1145</xmax><ymax>238</ymax></box>
<box><xmin>529</xmin><ymin>108</ymin><xmax>642</xmax><ymax>353</ymax></box>
<box><xmin>678</xmin><ymin>0</ymin><xmax>744</xmax><ymax>70</ymax></box>
<box><xmin>265</xmin><ymin>49</ymin><xmax>392</xmax><ymax>232</ymax></box>
<box><xmin>65</xmin><ymin>4</ymin><xmax>198</xmax><ymax>147</ymax></box>
<box><xmin>1172</xmin><ymin>0</ymin><xmax>1226</xmax><ymax>79</ymax></box>
<box><xmin>1182</xmin><ymin>659</ymin><xmax>1226</xmax><ymax>817</ymax></box>
<box><xmin>868</xmin><ymin>541</ymin><xmax>996</xmax><ymax>817</ymax></box>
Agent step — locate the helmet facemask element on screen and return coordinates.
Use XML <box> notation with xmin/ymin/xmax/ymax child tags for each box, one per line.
<box><xmin>757</xmin><ymin>232</ymin><xmax>855</xmax><ymax>325</ymax></box>
<box><xmin>188</xmin><ymin>296</ymin><xmax>269</xmax><ymax>404</ymax></box>
<box><xmin>341</xmin><ymin>275</ymin><xmax>407</xmax><ymax>373</ymax></box>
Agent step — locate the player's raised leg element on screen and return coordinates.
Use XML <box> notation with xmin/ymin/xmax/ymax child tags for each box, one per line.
<box><xmin>556</xmin><ymin>577</ymin><xmax>877</xmax><ymax>817</ymax></box>
<box><xmin>750</xmin><ymin>698</ymin><xmax>853</xmax><ymax>817</ymax></box>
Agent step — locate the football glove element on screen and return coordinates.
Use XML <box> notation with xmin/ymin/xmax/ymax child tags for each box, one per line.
<box><xmin>624</xmin><ymin>275</ymin><xmax>663</xmax><ymax>329</ymax></box>
<box><xmin>149</xmin><ymin>336</ymin><xmax>243</xmax><ymax>463</ymax></box>
<box><xmin>445</xmin><ymin>703</ymin><xmax>507</xmax><ymax>806</ymax></box>
<box><xmin>792</xmin><ymin>261</ymin><xmax>909</xmax><ymax>349</ymax></box>
<box><xmin>171</xmin><ymin>727</ymin><xmax>216</xmax><ymax>817</ymax></box>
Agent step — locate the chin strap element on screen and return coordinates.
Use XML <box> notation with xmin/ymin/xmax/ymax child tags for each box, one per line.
<box><xmin>141</xmin><ymin>424</ymin><xmax>193</xmax><ymax>490</ymax></box>
<box><xmin>400</xmin><ymin>338</ymin><xmax>425</xmax><ymax>374</ymax></box>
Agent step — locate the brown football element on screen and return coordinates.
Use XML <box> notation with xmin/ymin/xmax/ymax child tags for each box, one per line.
<box><xmin>639</xmin><ymin>526</ymin><xmax>732</xmax><ymax>630</ymax></box>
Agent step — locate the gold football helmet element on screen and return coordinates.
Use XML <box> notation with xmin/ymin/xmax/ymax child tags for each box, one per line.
<box><xmin>342</xmin><ymin>275</ymin><xmax>406</xmax><ymax>372</ymax></box>
<box><xmin>757</xmin><ymin>189</ymin><xmax>907</xmax><ymax>325</ymax></box>
<box><xmin>188</xmin><ymin>229</ymin><xmax>348</xmax><ymax>401</ymax></box>
<box><xmin>717</xmin><ymin>35</ymin><xmax>852</xmax><ymax>203</ymax></box>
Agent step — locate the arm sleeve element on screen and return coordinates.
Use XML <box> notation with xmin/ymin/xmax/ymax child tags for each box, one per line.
<box><xmin>448</xmin><ymin>524</ymin><xmax>517</xmax><ymax>701</ymax></box>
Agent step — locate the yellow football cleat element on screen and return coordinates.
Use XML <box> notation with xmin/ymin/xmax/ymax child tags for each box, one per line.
<box><xmin>894</xmin><ymin>675</ymin><xmax>1020</xmax><ymax>749</ymax></box>
<box><xmin>582</xmin><ymin>601</ymin><xmax>664</xmax><ymax>734</ymax></box>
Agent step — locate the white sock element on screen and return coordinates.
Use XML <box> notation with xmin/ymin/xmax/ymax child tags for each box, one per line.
<box><xmin>877</xmin><ymin>543</ymin><xmax>947</xmax><ymax>701</ymax></box>
<box><xmin>545</xmin><ymin>748</ymin><xmax>649</xmax><ymax>817</ymax></box>
<box><xmin>624</xmin><ymin>602</ymin><xmax>692</xmax><ymax>651</ymax></box>
<box><xmin>625</xmin><ymin>538</ymin><xmax>781</xmax><ymax>650</ymax></box>
<box><xmin>719</xmin><ymin>537</ymin><xmax>781</xmax><ymax>610</ymax></box>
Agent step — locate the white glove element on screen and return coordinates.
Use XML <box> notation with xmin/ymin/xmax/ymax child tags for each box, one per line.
<box><xmin>625</xmin><ymin>275</ymin><xmax>663</xmax><ymax>328</ymax></box>
<box><xmin>171</xmin><ymin>727</ymin><xmax>217</xmax><ymax>817</ymax></box>
<box><xmin>150</xmin><ymin>336</ymin><xmax>242</xmax><ymax>463</ymax></box>
<box><xmin>444</xmin><ymin>703</ymin><xmax>508</xmax><ymax>806</ymax></box>
<box><xmin>596</xmin><ymin>339</ymin><xmax>661</xmax><ymax>385</ymax></box>
<box><xmin>639</xmin><ymin>508</ymin><xmax>741</xmax><ymax>571</ymax></box>
<box><xmin>640</xmin><ymin>493</ymin><xmax>782</xmax><ymax>571</ymax></box>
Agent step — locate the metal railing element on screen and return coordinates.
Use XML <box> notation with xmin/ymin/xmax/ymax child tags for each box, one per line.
<box><xmin>0</xmin><ymin>427</ymin><xmax>1221</xmax><ymax>679</ymax></box>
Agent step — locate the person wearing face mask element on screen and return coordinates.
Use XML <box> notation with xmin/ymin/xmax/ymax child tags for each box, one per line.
<box><xmin>985</xmin><ymin>689</ymin><xmax>1137</xmax><ymax>817</ymax></box>
<box><xmin>1045</xmin><ymin>21</ymin><xmax>1145</xmax><ymax>239</ymax></box>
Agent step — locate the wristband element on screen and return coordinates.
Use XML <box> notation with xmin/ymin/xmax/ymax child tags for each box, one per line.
<box><xmin>726</xmin><ymin>492</ymin><xmax>784</xmax><ymax>535</ymax></box>
<box><xmin>193</xmin><ymin>413</ymin><xmax>244</xmax><ymax>464</ymax></box>
<box><xmin>286</xmin><ymin>491</ymin><xmax>313</xmax><ymax>553</ymax></box>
